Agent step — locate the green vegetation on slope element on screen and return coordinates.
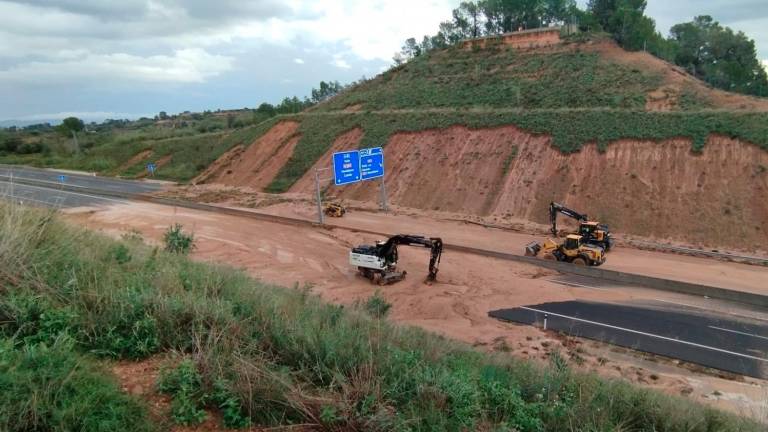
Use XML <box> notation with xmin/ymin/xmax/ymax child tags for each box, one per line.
<box><xmin>0</xmin><ymin>202</ymin><xmax>761</xmax><ymax>431</ymax></box>
<box><xmin>402</xmin><ymin>0</ymin><xmax>768</xmax><ymax>97</ymax></box>
<box><xmin>0</xmin><ymin>338</ymin><xmax>153</xmax><ymax>432</ymax></box>
<box><xmin>0</xmin><ymin>117</ymin><xmax>280</xmax><ymax>182</ymax></box>
<box><xmin>320</xmin><ymin>45</ymin><xmax>666</xmax><ymax>112</ymax></box>
<box><xmin>266</xmin><ymin>109</ymin><xmax>768</xmax><ymax>192</ymax></box>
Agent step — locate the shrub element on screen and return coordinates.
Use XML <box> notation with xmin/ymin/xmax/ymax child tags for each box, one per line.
<box><xmin>363</xmin><ymin>291</ymin><xmax>392</xmax><ymax>318</ymax></box>
<box><xmin>158</xmin><ymin>359</ymin><xmax>207</xmax><ymax>426</ymax></box>
<box><xmin>0</xmin><ymin>337</ymin><xmax>153</xmax><ymax>432</ymax></box>
<box><xmin>163</xmin><ymin>223</ymin><xmax>195</xmax><ymax>254</ymax></box>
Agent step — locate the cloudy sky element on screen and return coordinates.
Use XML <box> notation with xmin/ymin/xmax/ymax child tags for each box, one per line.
<box><xmin>1</xmin><ymin>0</ymin><xmax>766</xmax><ymax>123</ymax></box>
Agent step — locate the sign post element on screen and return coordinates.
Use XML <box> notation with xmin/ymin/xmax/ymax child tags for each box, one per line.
<box><xmin>379</xmin><ymin>176</ymin><xmax>388</xmax><ymax>211</ymax></box>
<box><xmin>146</xmin><ymin>163</ymin><xmax>157</xmax><ymax>177</ymax></box>
<box><xmin>314</xmin><ymin>167</ymin><xmax>329</xmax><ymax>225</ymax></box>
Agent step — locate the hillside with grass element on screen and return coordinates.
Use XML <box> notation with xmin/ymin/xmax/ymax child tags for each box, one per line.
<box><xmin>0</xmin><ymin>202</ymin><xmax>762</xmax><ymax>431</ymax></box>
<box><xmin>0</xmin><ymin>110</ymin><xmax>284</xmax><ymax>182</ymax></box>
<box><xmin>191</xmin><ymin>33</ymin><xmax>768</xmax><ymax>250</ymax></box>
<box><xmin>254</xmin><ymin>33</ymin><xmax>768</xmax><ymax>194</ymax></box>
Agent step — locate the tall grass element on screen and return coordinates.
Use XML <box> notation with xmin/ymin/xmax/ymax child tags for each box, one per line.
<box><xmin>0</xmin><ymin>201</ymin><xmax>761</xmax><ymax>431</ymax></box>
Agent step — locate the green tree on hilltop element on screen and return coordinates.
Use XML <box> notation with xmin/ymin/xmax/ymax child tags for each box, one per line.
<box><xmin>671</xmin><ymin>16</ymin><xmax>768</xmax><ymax>96</ymax></box>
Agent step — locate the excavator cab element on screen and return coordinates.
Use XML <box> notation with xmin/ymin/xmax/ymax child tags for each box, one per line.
<box><xmin>579</xmin><ymin>222</ymin><xmax>604</xmax><ymax>241</ymax></box>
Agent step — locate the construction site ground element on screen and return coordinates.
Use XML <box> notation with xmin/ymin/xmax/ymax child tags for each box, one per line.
<box><xmin>63</xmin><ymin>195</ymin><xmax>768</xmax><ymax>421</ymax></box>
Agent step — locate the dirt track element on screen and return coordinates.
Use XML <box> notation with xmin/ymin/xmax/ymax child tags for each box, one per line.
<box><xmin>65</xmin><ymin>201</ymin><xmax>768</xmax><ymax>419</ymax></box>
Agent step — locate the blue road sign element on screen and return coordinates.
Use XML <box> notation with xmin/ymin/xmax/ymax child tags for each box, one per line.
<box><xmin>333</xmin><ymin>150</ymin><xmax>361</xmax><ymax>185</ymax></box>
<box><xmin>58</xmin><ymin>174</ymin><xmax>67</xmax><ymax>183</ymax></box>
<box><xmin>360</xmin><ymin>147</ymin><xmax>384</xmax><ymax>181</ymax></box>
<box><xmin>146</xmin><ymin>163</ymin><xmax>157</xmax><ymax>175</ymax></box>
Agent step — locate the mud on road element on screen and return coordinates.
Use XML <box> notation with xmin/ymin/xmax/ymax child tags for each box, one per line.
<box><xmin>65</xmin><ymin>201</ymin><xmax>768</xmax><ymax>420</ymax></box>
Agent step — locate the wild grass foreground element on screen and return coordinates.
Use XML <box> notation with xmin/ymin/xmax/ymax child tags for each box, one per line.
<box><xmin>0</xmin><ymin>202</ymin><xmax>761</xmax><ymax>431</ymax></box>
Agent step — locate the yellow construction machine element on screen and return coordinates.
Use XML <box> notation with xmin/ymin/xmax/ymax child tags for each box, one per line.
<box><xmin>549</xmin><ymin>202</ymin><xmax>613</xmax><ymax>251</ymax></box>
<box><xmin>525</xmin><ymin>234</ymin><xmax>606</xmax><ymax>266</ymax></box>
<box><xmin>323</xmin><ymin>202</ymin><xmax>346</xmax><ymax>217</ymax></box>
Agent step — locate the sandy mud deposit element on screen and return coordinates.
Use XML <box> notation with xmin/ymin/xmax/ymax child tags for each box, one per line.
<box><xmin>65</xmin><ymin>202</ymin><xmax>768</xmax><ymax>419</ymax></box>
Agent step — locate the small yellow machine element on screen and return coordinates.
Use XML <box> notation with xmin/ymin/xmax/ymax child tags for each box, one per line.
<box><xmin>525</xmin><ymin>234</ymin><xmax>606</xmax><ymax>266</ymax></box>
<box><xmin>323</xmin><ymin>202</ymin><xmax>346</xmax><ymax>217</ymax></box>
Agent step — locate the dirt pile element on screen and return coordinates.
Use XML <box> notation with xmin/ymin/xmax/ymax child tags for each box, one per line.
<box><xmin>284</xmin><ymin>125</ymin><xmax>768</xmax><ymax>250</ymax></box>
<box><xmin>193</xmin><ymin>121</ymin><xmax>300</xmax><ymax>189</ymax></box>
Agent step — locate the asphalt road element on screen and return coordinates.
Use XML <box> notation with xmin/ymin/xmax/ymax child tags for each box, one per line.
<box><xmin>490</xmin><ymin>299</ymin><xmax>768</xmax><ymax>379</ymax></box>
<box><xmin>0</xmin><ymin>164</ymin><xmax>162</xmax><ymax>208</ymax></box>
<box><xmin>0</xmin><ymin>180</ymin><xmax>126</xmax><ymax>208</ymax></box>
<box><xmin>0</xmin><ymin>164</ymin><xmax>162</xmax><ymax>195</ymax></box>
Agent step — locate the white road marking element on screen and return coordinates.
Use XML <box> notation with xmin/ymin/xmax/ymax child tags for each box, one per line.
<box><xmin>708</xmin><ymin>326</ymin><xmax>768</xmax><ymax>341</ymax></box>
<box><xmin>0</xmin><ymin>171</ymin><xmax>129</xmax><ymax>190</ymax></box>
<box><xmin>552</xmin><ymin>279</ymin><xmax>609</xmax><ymax>291</ymax></box>
<box><xmin>652</xmin><ymin>298</ymin><xmax>768</xmax><ymax>323</ymax></box>
<box><xmin>0</xmin><ymin>181</ymin><xmax>124</xmax><ymax>204</ymax></box>
<box><xmin>520</xmin><ymin>306</ymin><xmax>768</xmax><ymax>363</ymax></box>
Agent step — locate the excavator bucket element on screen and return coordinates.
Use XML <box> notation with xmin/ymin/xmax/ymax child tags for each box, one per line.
<box><xmin>525</xmin><ymin>241</ymin><xmax>542</xmax><ymax>256</ymax></box>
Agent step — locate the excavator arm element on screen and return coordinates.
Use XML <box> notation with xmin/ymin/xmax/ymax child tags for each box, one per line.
<box><xmin>549</xmin><ymin>202</ymin><xmax>588</xmax><ymax>237</ymax></box>
<box><xmin>376</xmin><ymin>235</ymin><xmax>443</xmax><ymax>281</ymax></box>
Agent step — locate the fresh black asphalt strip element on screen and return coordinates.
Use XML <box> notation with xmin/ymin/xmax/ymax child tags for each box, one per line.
<box><xmin>489</xmin><ymin>301</ymin><xmax>768</xmax><ymax>379</ymax></box>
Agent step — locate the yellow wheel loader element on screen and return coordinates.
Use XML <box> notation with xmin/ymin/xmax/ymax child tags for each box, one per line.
<box><xmin>323</xmin><ymin>202</ymin><xmax>346</xmax><ymax>217</ymax></box>
<box><xmin>525</xmin><ymin>234</ymin><xmax>606</xmax><ymax>266</ymax></box>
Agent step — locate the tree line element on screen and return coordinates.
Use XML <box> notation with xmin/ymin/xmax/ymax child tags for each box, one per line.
<box><xmin>398</xmin><ymin>0</ymin><xmax>768</xmax><ymax>97</ymax></box>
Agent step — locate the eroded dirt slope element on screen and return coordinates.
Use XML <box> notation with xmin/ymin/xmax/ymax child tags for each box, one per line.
<box><xmin>193</xmin><ymin>120</ymin><xmax>300</xmax><ymax>189</ymax></box>
<box><xmin>286</xmin><ymin>125</ymin><xmax>768</xmax><ymax>250</ymax></box>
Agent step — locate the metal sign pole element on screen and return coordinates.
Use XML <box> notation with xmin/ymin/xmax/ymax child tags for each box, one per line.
<box><xmin>315</xmin><ymin>168</ymin><xmax>324</xmax><ymax>225</ymax></box>
<box><xmin>379</xmin><ymin>176</ymin><xmax>388</xmax><ymax>212</ymax></box>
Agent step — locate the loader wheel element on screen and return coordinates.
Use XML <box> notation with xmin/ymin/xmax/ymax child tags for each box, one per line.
<box><xmin>572</xmin><ymin>256</ymin><xmax>588</xmax><ymax>266</ymax></box>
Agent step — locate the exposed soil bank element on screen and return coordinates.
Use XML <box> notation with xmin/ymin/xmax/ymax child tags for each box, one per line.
<box><xmin>194</xmin><ymin>121</ymin><xmax>300</xmax><ymax>189</ymax></box>
<box><xmin>284</xmin><ymin>126</ymin><xmax>768</xmax><ymax>251</ymax></box>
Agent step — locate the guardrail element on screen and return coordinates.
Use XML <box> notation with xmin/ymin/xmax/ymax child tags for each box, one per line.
<box><xmin>3</xmin><ymin>174</ymin><xmax>767</xmax><ymax>308</ymax></box>
<box><xmin>624</xmin><ymin>239</ymin><xmax>768</xmax><ymax>266</ymax></box>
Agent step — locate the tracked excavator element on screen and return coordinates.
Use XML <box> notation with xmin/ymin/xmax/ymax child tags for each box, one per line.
<box><xmin>350</xmin><ymin>235</ymin><xmax>443</xmax><ymax>285</ymax></box>
<box><xmin>549</xmin><ymin>202</ymin><xmax>613</xmax><ymax>251</ymax></box>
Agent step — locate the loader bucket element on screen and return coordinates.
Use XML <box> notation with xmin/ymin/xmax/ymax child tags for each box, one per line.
<box><xmin>525</xmin><ymin>241</ymin><xmax>542</xmax><ymax>257</ymax></box>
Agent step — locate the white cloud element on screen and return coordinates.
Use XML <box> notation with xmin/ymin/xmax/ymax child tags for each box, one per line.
<box><xmin>217</xmin><ymin>0</ymin><xmax>457</xmax><ymax>62</ymax></box>
<box><xmin>763</xmin><ymin>59</ymin><xmax>768</xmax><ymax>72</ymax></box>
<box><xmin>0</xmin><ymin>0</ymin><xmax>458</xmax><ymax>118</ymax></box>
<box><xmin>332</xmin><ymin>58</ymin><xmax>351</xmax><ymax>69</ymax></box>
<box><xmin>331</xmin><ymin>53</ymin><xmax>351</xmax><ymax>69</ymax></box>
<box><xmin>0</xmin><ymin>48</ymin><xmax>234</xmax><ymax>84</ymax></box>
